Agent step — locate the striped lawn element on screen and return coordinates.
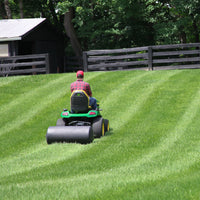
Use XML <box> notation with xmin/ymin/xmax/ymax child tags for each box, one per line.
<box><xmin>0</xmin><ymin>70</ymin><xmax>200</xmax><ymax>200</ymax></box>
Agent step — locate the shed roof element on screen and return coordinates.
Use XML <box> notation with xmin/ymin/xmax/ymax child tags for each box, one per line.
<box><xmin>0</xmin><ymin>18</ymin><xmax>46</xmax><ymax>42</ymax></box>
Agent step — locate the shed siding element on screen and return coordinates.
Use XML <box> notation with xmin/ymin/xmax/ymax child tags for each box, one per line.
<box><xmin>0</xmin><ymin>44</ymin><xmax>9</xmax><ymax>56</ymax></box>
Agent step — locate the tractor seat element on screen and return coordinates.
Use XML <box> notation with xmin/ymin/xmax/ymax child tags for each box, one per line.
<box><xmin>71</xmin><ymin>90</ymin><xmax>91</xmax><ymax>113</ymax></box>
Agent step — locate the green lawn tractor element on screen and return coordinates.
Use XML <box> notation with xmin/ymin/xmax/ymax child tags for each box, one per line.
<box><xmin>46</xmin><ymin>90</ymin><xmax>109</xmax><ymax>144</ymax></box>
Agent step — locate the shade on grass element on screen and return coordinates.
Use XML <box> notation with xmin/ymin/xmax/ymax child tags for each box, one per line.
<box><xmin>0</xmin><ymin>70</ymin><xmax>200</xmax><ymax>200</ymax></box>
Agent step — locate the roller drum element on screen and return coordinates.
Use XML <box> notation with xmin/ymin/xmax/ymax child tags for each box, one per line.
<box><xmin>46</xmin><ymin>126</ymin><xmax>93</xmax><ymax>144</ymax></box>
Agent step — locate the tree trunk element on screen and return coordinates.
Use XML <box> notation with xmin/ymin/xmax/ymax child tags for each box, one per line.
<box><xmin>19</xmin><ymin>0</ymin><xmax>23</xmax><ymax>18</ymax></box>
<box><xmin>64</xmin><ymin>7</ymin><xmax>82</xmax><ymax>58</ymax></box>
<box><xmin>180</xmin><ymin>31</ymin><xmax>187</xmax><ymax>44</ymax></box>
<box><xmin>192</xmin><ymin>19</ymin><xmax>199</xmax><ymax>43</ymax></box>
<box><xmin>4</xmin><ymin>0</ymin><xmax>12</xmax><ymax>19</ymax></box>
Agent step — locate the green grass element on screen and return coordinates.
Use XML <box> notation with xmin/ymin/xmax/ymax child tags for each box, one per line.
<box><xmin>0</xmin><ymin>70</ymin><xmax>200</xmax><ymax>200</ymax></box>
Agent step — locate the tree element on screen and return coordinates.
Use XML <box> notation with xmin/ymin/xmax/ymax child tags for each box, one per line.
<box><xmin>57</xmin><ymin>0</ymin><xmax>158</xmax><ymax>53</ymax></box>
<box><xmin>4</xmin><ymin>0</ymin><xmax>12</xmax><ymax>18</ymax></box>
<box><xmin>19</xmin><ymin>0</ymin><xmax>23</xmax><ymax>18</ymax></box>
<box><xmin>1</xmin><ymin>0</ymin><xmax>200</xmax><ymax>53</ymax></box>
<box><xmin>0</xmin><ymin>0</ymin><xmax>7</xmax><ymax>18</ymax></box>
<box><xmin>64</xmin><ymin>7</ymin><xmax>82</xmax><ymax>58</ymax></box>
<box><xmin>154</xmin><ymin>0</ymin><xmax>200</xmax><ymax>44</ymax></box>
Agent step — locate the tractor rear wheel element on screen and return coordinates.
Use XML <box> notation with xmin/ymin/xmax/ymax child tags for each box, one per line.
<box><xmin>104</xmin><ymin>119</ymin><xmax>109</xmax><ymax>132</ymax></box>
<box><xmin>92</xmin><ymin>117</ymin><xmax>105</xmax><ymax>138</ymax></box>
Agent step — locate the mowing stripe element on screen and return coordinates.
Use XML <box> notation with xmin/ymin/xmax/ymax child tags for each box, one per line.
<box><xmin>101</xmin><ymin>71</ymin><xmax>149</xmax><ymax>103</ymax></box>
<box><xmin>1</xmin><ymin>142</ymin><xmax>199</xmax><ymax>200</ymax></box>
<box><xmin>0</xmin><ymin>143</ymin><xmax>84</xmax><ymax>178</ymax></box>
<box><xmin>125</xmin><ymin>79</ymin><xmax>200</xmax><ymax>170</ymax></box>
<box><xmin>105</xmin><ymin>71</ymin><xmax>182</xmax><ymax>131</ymax></box>
<box><xmin>100</xmin><ymin>76</ymin><xmax>200</xmax><ymax>183</ymax></box>
<box><xmin>0</xmin><ymin>76</ymin><xmax>22</xmax><ymax>87</ymax></box>
<box><xmin>0</xmin><ymin>75</ymin><xmax>72</xmax><ymax>115</ymax></box>
<box><xmin>0</xmin><ymin>77</ymin><xmax>69</xmax><ymax>136</ymax></box>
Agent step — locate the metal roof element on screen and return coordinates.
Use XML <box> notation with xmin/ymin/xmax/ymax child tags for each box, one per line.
<box><xmin>0</xmin><ymin>18</ymin><xmax>46</xmax><ymax>42</ymax></box>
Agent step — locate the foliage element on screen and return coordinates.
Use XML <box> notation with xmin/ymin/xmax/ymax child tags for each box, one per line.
<box><xmin>154</xmin><ymin>0</ymin><xmax>200</xmax><ymax>44</ymax></box>
<box><xmin>1</xmin><ymin>0</ymin><xmax>200</xmax><ymax>51</ymax></box>
<box><xmin>57</xmin><ymin>0</ymin><xmax>156</xmax><ymax>49</ymax></box>
<box><xmin>0</xmin><ymin>70</ymin><xmax>200</xmax><ymax>199</ymax></box>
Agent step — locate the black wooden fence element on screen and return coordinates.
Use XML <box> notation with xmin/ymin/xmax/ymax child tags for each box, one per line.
<box><xmin>0</xmin><ymin>54</ymin><xmax>49</xmax><ymax>77</ymax></box>
<box><xmin>2</xmin><ymin>43</ymin><xmax>199</xmax><ymax>76</ymax></box>
<box><xmin>64</xmin><ymin>56</ymin><xmax>83</xmax><ymax>72</ymax></box>
<box><xmin>83</xmin><ymin>43</ymin><xmax>200</xmax><ymax>71</ymax></box>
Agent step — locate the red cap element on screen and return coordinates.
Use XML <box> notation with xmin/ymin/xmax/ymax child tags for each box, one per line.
<box><xmin>76</xmin><ymin>70</ymin><xmax>84</xmax><ymax>77</ymax></box>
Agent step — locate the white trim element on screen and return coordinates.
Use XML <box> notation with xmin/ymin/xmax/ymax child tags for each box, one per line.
<box><xmin>0</xmin><ymin>37</ymin><xmax>22</xmax><ymax>42</ymax></box>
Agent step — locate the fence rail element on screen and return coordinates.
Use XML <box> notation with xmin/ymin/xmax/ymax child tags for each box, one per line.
<box><xmin>0</xmin><ymin>54</ymin><xmax>49</xmax><ymax>76</ymax></box>
<box><xmin>64</xmin><ymin>56</ymin><xmax>83</xmax><ymax>72</ymax></box>
<box><xmin>83</xmin><ymin>43</ymin><xmax>200</xmax><ymax>71</ymax></box>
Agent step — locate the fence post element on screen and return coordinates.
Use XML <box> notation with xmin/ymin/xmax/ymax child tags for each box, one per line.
<box><xmin>148</xmin><ymin>46</ymin><xmax>153</xmax><ymax>71</ymax></box>
<box><xmin>82</xmin><ymin>52</ymin><xmax>88</xmax><ymax>72</ymax></box>
<box><xmin>198</xmin><ymin>44</ymin><xmax>200</xmax><ymax>66</ymax></box>
<box><xmin>45</xmin><ymin>53</ymin><xmax>50</xmax><ymax>74</ymax></box>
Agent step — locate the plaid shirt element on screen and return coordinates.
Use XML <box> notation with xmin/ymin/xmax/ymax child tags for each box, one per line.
<box><xmin>70</xmin><ymin>79</ymin><xmax>92</xmax><ymax>97</ymax></box>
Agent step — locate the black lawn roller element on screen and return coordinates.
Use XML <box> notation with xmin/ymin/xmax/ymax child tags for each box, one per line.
<box><xmin>46</xmin><ymin>126</ymin><xmax>93</xmax><ymax>144</ymax></box>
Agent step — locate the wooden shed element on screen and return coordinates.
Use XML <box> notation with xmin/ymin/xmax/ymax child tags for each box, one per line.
<box><xmin>0</xmin><ymin>18</ymin><xmax>65</xmax><ymax>73</ymax></box>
